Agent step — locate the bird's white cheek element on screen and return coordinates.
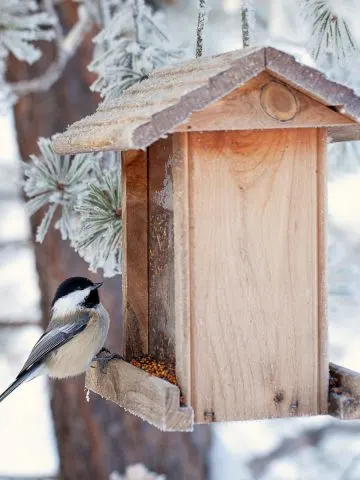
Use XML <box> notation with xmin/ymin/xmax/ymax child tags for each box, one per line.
<box><xmin>51</xmin><ymin>288</ymin><xmax>91</xmax><ymax>318</ymax></box>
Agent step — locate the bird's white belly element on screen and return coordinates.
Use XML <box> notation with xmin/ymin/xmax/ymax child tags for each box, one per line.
<box><xmin>45</xmin><ymin>308</ymin><xmax>109</xmax><ymax>379</ymax></box>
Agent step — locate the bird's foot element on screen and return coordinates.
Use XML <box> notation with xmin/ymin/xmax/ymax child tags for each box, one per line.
<box><xmin>93</xmin><ymin>350</ymin><xmax>123</xmax><ymax>373</ymax></box>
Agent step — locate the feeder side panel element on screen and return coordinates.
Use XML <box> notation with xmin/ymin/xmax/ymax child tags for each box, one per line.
<box><xmin>148</xmin><ymin>138</ymin><xmax>176</xmax><ymax>362</ymax></box>
<box><xmin>188</xmin><ymin>128</ymin><xmax>322</xmax><ymax>423</ymax></box>
<box><xmin>122</xmin><ymin>150</ymin><xmax>149</xmax><ymax>359</ymax></box>
<box><xmin>172</xmin><ymin>132</ymin><xmax>192</xmax><ymax>405</ymax></box>
<box><xmin>317</xmin><ymin>128</ymin><xmax>329</xmax><ymax>415</ymax></box>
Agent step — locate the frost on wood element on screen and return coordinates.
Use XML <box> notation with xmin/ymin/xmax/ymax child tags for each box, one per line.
<box><xmin>88</xmin><ymin>0</ymin><xmax>184</xmax><ymax>102</ymax></box>
<box><xmin>0</xmin><ymin>0</ymin><xmax>55</xmax><ymax>110</ymax></box>
<box><xmin>110</xmin><ymin>464</ymin><xmax>166</xmax><ymax>480</ymax></box>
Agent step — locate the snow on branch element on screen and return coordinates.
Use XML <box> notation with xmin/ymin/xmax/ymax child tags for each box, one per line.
<box><xmin>196</xmin><ymin>0</ymin><xmax>208</xmax><ymax>57</ymax></box>
<box><xmin>241</xmin><ymin>0</ymin><xmax>255</xmax><ymax>48</ymax></box>
<box><xmin>73</xmin><ymin>154</ymin><xmax>122</xmax><ymax>277</ymax></box>
<box><xmin>88</xmin><ymin>0</ymin><xmax>184</xmax><ymax>102</ymax></box>
<box><xmin>11</xmin><ymin>4</ymin><xmax>92</xmax><ymax>97</ymax></box>
<box><xmin>0</xmin><ymin>0</ymin><xmax>55</xmax><ymax>111</ymax></box>
<box><xmin>23</xmin><ymin>138</ymin><xmax>122</xmax><ymax>277</ymax></box>
<box><xmin>0</xmin><ymin>0</ymin><xmax>55</xmax><ymax>64</ymax></box>
<box><xmin>22</xmin><ymin>137</ymin><xmax>95</xmax><ymax>243</ymax></box>
<box><xmin>302</xmin><ymin>0</ymin><xmax>358</xmax><ymax>62</ymax></box>
<box><xmin>75</xmin><ymin>0</ymin><xmax>118</xmax><ymax>26</ymax></box>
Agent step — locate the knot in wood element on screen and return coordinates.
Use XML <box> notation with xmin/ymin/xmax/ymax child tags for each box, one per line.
<box><xmin>260</xmin><ymin>81</ymin><xmax>298</xmax><ymax>122</ymax></box>
<box><xmin>273</xmin><ymin>391</ymin><xmax>284</xmax><ymax>404</ymax></box>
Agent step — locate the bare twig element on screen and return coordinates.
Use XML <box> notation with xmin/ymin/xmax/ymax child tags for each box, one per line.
<box><xmin>241</xmin><ymin>6</ymin><xmax>250</xmax><ymax>47</ymax></box>
<box><xmin>11</xmin><ymin>4</ymin><xmax>91</xmax><ymax>97</ymax></box>
<box><xmin>132</xmin><ymin>0</ymin><xmax>141</xmax><ymax>43</ymax></box>
<box><xmin>241</xmin><ymin>0</ymin><xmax>254</xmax><ymax>48</ymax></box>
<box><xmin>196</xmin><ymin>0</ymin><xmax>208</xmax><ymax>58</ymax></box>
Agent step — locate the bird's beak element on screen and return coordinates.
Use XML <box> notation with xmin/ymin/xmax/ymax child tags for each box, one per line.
<box><xmin>91</xmin><ymin>282</ymin><xmax>103</xmax><ymax>290</ymax></box>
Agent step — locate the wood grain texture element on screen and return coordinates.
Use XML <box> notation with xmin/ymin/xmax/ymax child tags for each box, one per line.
<box><xmin>188</xmin><ymin>129</ymin><xmax>321</xmax><ymax>422</ymax></box>
<box><xmin>173</xmin><ymin>73</ymin><xmax>355</xmax><ymax>133</ymax></box>
<box><xmin>86</xmin><ymin>360</ymin><xmax>194</xmax><ymax>432</ymax></box>
<box><xmin>148</xmin><ymin>138</ymin><xmax>175</xmax><ymax>362</ymax></box>
<box><xmin>122</xmin><ymin>150</ymin><xmax>148</xmax><ymax>359</ymax></box>
<box><xmin>317</xmin><ymin>129</ymin><xmax>329</xmax><ymax>414</ymax></box>
<box><xmin>329</xmin><ymin>363</ymin><xmax>360</xmax><ymax>420</ymax></box>
<box><xmin>172</xmin><ymin>133</ymin><xmax>191</xmax><ymax>405</ymax></box>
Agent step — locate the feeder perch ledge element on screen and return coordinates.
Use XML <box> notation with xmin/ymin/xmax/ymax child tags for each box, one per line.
<box><xmin>85</xmin><ymin>359</ymin><xmax>194</xmax><ymax>432</ymax></box>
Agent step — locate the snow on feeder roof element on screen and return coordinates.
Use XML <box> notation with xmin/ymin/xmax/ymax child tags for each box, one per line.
<box><xmin>53</xmin><ymin>46</ymin><xmax>360</xmax><ymax>155</ymax></box>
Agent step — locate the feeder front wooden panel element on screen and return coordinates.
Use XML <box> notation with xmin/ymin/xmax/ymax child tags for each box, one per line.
<box><xmin>179</xmin><ymin>128</ymin><xmax>327</xmax><ymax>423</ymax></box>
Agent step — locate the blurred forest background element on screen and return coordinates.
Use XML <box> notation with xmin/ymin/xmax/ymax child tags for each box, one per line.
<box><xmin>1</xmin><ymin>0</ymin><xmax>360</xmax><ymax>479</ymax></box>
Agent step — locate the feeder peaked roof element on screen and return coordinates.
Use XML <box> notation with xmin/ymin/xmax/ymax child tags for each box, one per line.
<box><xmin>52</xmin><ymin>46</ymin><xmax>360</xmax><ymax>154</ymax></box>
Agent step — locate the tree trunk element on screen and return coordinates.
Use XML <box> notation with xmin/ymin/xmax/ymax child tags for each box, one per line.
<box><xmin>7</xmin><ymin>2</ymin><xmax>211</xmax><ymax>479</ymax></box>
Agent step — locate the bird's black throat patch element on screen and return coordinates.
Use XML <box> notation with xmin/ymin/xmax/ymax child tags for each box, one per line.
<box><xmin>52</xmin><ymin>276</ymin><xmax>101</xmax><ymax>308</ymax></box>
<box><xmin>82</xmin><ymin>288</ymin><xmax>100</xmax><ymax>308</ymax></box>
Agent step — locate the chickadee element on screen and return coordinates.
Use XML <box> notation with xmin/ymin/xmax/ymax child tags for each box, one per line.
<box><xmin>0</xmin><ymin>276</ymin><xmax>114</xmax><ymax>403</ymax></box>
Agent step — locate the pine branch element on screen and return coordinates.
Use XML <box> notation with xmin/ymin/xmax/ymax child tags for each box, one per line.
<box><xmin>75</xmin><ymin>0</ymin><xmax>118</xmax><ymax>25</ymax></box>
<box><xmin>11</xmin><ymin>4</ymin><xmax>92</xmax><ymax>97</ymax></box>
<box><xmin>303</xmin><ymin>0</ymin><xmax>358</xmax><ymax>61</ymax></box>
<box><xmin>23</xmin><ymin>137</ymin><xmax>96</xmax><ymax>242</ymax></box>
<box><xmin>0</xmin><ymin>1</ymin><xmax>56</xmax><ymax>64</ymax></box>
<box><xmin>0</xmin><ymin>0</ymin><xmax>56</xmax><ymax>109</ymax></box>
<box><xmin>88</xmin><ymin>0</ymin><xmax>184</xmax><ymax>101</ymax></box>
<box><xmin>73</xmin><ymin>155</ymin><xmax>123</xmax><ymax>277</ymax></box>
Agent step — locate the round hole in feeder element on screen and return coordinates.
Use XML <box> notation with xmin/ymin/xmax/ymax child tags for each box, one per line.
<box><xmin>260</xmin><ymin>81</ymin><xmax>299</xmax><ymax>122</ymax></box>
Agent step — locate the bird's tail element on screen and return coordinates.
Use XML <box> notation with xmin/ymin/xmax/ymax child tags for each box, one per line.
<box><xmin>0</xmin><ymin>365</ymin><xmax>40</xmax><ymax>404</ymax></box>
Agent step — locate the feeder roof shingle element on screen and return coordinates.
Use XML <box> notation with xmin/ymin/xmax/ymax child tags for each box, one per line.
<box><xmin>52</xmin><ymin>46</ymin><xmax>360</xmax><ymax>154</ymax></box>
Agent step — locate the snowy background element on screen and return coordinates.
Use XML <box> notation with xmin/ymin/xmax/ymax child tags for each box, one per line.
<box><xmin>1</xmin><ymin>0</ymin><xmax>360</xmax><ymax>479</ymax></box>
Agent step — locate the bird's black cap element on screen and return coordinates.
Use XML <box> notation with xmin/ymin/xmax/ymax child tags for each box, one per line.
<box><xmin>51</xmin><ymin>277</ymin><xmax>102</xmax><ymax>308</ymax></box>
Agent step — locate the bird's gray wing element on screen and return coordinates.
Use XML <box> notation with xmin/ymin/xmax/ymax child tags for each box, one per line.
<box><xmin>17</xmin><ymin>312</ymin><xmax>90</xmax><ymax>377</ymax></box>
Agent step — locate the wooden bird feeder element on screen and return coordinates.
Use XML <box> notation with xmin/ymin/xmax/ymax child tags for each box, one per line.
<box><xmin>53</xmin><ymin>47</ymin><xmax>360</xmax><ymax>431</ymax></box>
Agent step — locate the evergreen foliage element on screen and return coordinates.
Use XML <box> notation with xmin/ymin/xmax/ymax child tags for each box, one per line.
<box><xmin>0</xmin><ymin>1</ymin><xmax>55</xmax><ymax>110</ymax></box>
<box><xmin>88</xmin><ymin>0</ymin><xmax>184</xmax><ymax>101</ymax></box>
<box><xmin>302</xmin><ymin>0</ymin><xmax>358</xmax><ymax>61</ymax></box>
